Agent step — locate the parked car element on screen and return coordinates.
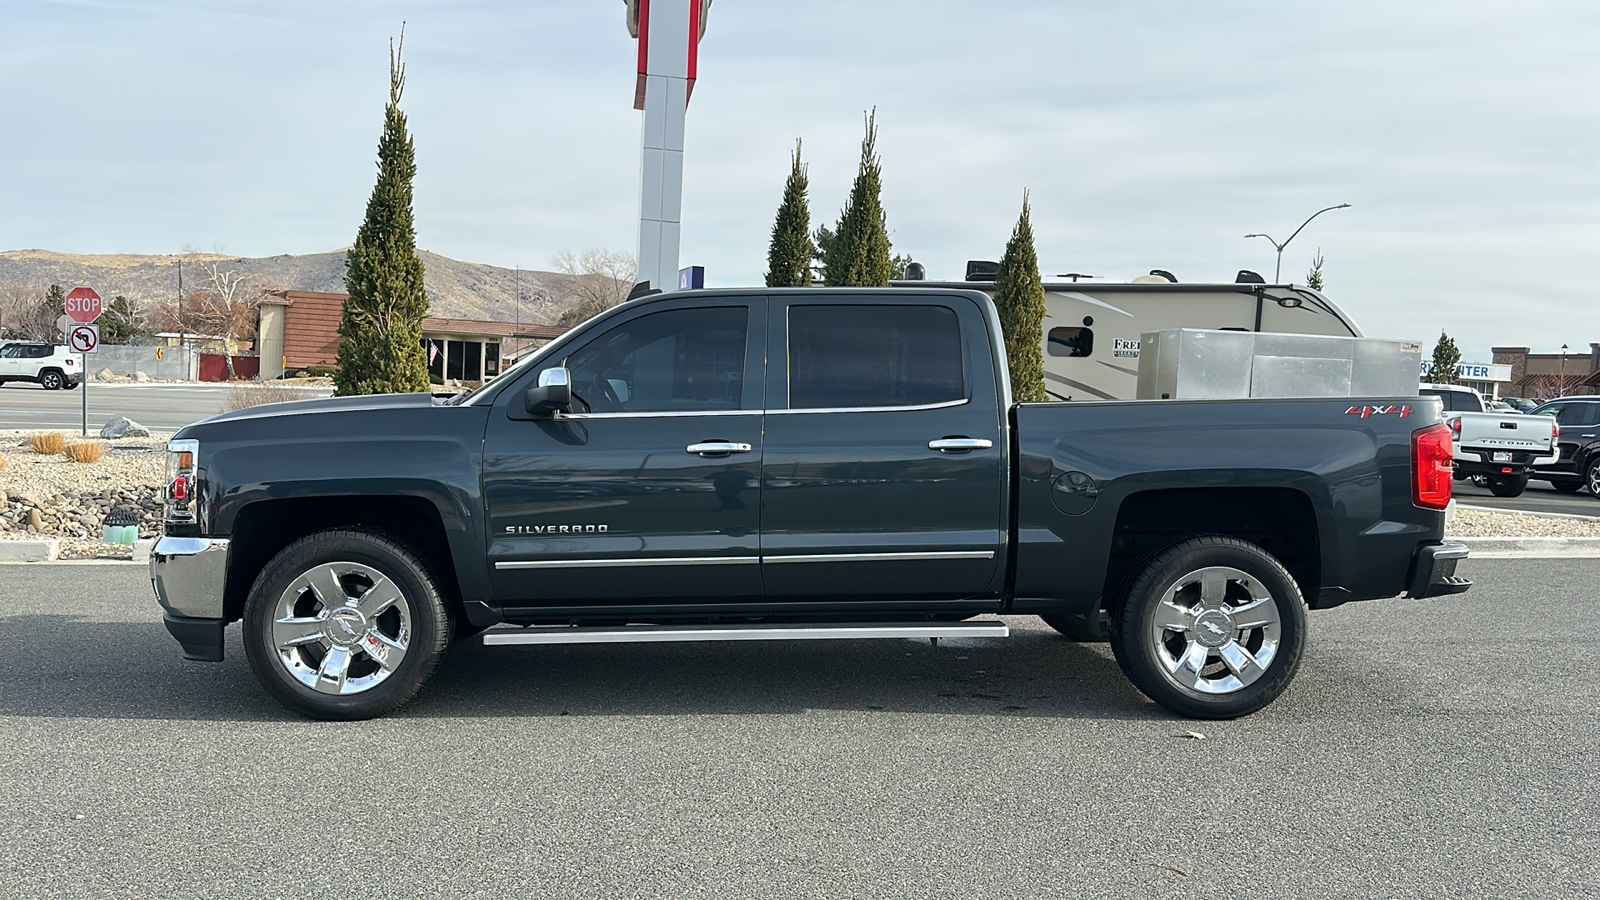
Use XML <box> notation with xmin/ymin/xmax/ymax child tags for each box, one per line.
<box><xmin>1528</xmin><ymin>398</ymin><xmax>1600</xmax><ymax>494</ymax></box>
<box><xmin>150</xmin><ymin>287</ymin><xmax>1469</xmax><ymax>721</ymax></box>
<box><xmin>0</xmin><ymin>342</ymin><xmax>83</xmax><ymax>390</ymax></box>
<box><xmin>1420</xmin><ymin>383</ymin><xmax>1557</xmax><ymax>497</ymax></box>
<box><xmin>1502</xmin><ymin>397</ymin><xmax>1540</xmax><ymax>413</ymax></box>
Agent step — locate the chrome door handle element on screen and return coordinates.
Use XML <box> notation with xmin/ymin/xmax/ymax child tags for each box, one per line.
<box><xmin>687</xmin><ymin>441</ymin><xmax>753</xmax><ymax>456</ymax></box>
<box><xmin>928</xmin><ymin>438</ymin><xmax>993</xmax><ymax>453</ymax></box>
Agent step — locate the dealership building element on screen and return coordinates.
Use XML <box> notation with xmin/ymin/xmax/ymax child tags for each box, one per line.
<box><xmin>257</xmin><ymin>291</ymin><xmax>566</xmax><ymax>383</ymax></box>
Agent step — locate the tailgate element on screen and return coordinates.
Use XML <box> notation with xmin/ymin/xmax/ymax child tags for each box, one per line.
<box><xmin>1451</xmin><ymin>412</ymin><xmax>1556</xmax><ymax>452</ymax></box>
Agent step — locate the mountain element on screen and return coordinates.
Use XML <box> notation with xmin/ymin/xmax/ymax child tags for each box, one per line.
<box><xmin>0</xmin><ymin>248</ymin><xmax>569</xmax><ymax>325</ymax></box>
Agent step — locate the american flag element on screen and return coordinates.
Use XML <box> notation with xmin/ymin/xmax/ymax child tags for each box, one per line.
<box><xmin>427</xmin><ymin>341</ymin><xmax>439</xmax><ymax>365</ymax></box>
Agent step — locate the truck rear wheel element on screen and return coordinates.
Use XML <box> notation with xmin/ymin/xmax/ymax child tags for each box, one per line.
<box><xmin>242</xmin><ymin>528</ymin><xmax>450</xmax><ymax>720</ymax></box>
<box><xmin>1109</xmin><ymin>536</ymin><xmax>1306</xmax><ymax>719</ymax></box>
<box><xmin>1487</xmin><ymin>474</ymin><xmax>1528</xmax><ymax>498</ymax></box>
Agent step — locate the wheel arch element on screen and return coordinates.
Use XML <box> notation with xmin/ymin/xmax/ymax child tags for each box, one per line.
<box><xmin>223</xmin><ymin>496</ymin><xmax>462</xmax><ymax>624</ymax></box>
<box><xmin>1103</xmin><ymin>486</ymin><xmax>1321</xmax><ymax>612</ymax></box>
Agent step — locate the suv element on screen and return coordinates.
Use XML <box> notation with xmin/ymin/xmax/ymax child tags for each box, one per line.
<box><xmin>1528</xmin><ymin>398</ymin><xmax>1600</xmax><ymax>495</ymax></box>
<box><xmin>0</xmin><ymin>342</ymin><xmax>83</xmax><ymax>390</ymax></box>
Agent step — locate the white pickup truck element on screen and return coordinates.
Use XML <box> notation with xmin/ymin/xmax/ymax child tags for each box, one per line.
<box><xmin>1421</xmin><ymin>383</ymin><xmax>1557</xmax><ymax>497</ymax></box>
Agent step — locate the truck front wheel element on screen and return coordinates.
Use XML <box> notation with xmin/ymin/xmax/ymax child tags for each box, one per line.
<box><xmin>1109</xmin><ymin>536</ymin><xmax>1306</xmax><ymax>719</ymax></box>
<box><xmin>242</xmin><ymin>528</ymin><xmax>450</xmax><ymax>720</ymax></box>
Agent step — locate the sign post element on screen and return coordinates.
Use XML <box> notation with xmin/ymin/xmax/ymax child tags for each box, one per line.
<box><xmin>66</xmin><ymin>287</ymin><xmax>103</xmax><ymax>437</ymax></box>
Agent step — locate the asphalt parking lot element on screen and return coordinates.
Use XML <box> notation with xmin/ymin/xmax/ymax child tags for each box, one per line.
<box><xmin>1454</xmin><ymin>476</ymin><xmax>1600</xmax><ymax>517</ymax></box>
<box><xmin>1</xmin><ymin>558</ymin><xmax>1595</xmax><ymax>899</ymax></box>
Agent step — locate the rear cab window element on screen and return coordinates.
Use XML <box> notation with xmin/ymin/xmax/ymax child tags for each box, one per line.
<box><xmin>786</xmin><ymin>304</ymin><xmax>965</xmax><ymax>409</ymax></box>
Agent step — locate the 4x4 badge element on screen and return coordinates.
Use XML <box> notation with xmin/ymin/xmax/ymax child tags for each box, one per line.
<box><xmin>1345</xmin><ymin>405</ymin><xmax>1412</xmax><ymax>418</ymax></box>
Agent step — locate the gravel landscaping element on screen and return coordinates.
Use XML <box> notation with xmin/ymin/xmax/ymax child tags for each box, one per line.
<box><xmin>0</xmin><ymin>429</ymin><xmax>169</xmax><ymax>559</ymax></box>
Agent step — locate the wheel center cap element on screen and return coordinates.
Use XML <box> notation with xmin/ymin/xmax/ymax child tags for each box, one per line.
<box><xmin>1193</xmin><ymin>609</ymin><xmax>1234</xmax><ymax>648</ymax></box>
<box><xmin>324</xmin><ymin>607</ymin><xmax>368</xmax><ymax>646</ymax></box>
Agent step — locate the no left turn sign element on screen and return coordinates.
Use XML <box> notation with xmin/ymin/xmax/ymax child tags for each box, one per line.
<box><xmin>69</xmin><ymin>324</ymin><xmax>99</xmax><ymax>355</ymax></box>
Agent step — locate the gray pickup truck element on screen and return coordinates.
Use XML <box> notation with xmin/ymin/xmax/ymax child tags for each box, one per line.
<box><xmin>150</xmin><ymin>287</ymin><xmax>1470</xmax><ymax>720</ymax></box>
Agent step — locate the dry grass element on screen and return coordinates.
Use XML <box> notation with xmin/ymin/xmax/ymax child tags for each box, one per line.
<box><xmin>62</xmin><ymin>442</ymin><xmax>104</xmax><ymax>464</ymax></box>
<box><xmin>224</xmin><ymin>382</ymin><xmax>317</xmax><ymax>412</ymax></box>
<box><xmin>31</xmin><ymin>433</ymin><xmax>65</xmax><ymax>455</ymax></box>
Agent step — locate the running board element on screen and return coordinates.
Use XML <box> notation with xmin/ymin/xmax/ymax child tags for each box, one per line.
<box><xmin>481</xmin><ymin>620</ymin><xmax>1010</xmax><ymax>646</ymax></box>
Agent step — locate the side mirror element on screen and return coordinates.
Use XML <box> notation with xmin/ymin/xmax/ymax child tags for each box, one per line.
<box><xmin>524</xmin><ymin>367</ymin><xmax>572</xmax><ymax>418</ymax></box>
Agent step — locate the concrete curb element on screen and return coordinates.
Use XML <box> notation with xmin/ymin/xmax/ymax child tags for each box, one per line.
<box><xmin>0</xmin><ymin>539</ymin><xmax>60</xmax><ymax>562</ymax></box>
<box><xmin>1456</xmin><ymin>536</ymin><xmax>1600</xmax><ymax>557</ymax></box>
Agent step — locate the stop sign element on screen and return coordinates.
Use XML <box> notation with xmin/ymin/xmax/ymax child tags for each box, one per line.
<box><xmin>65</xmin><ymin>287</ymin><xmax>103</xmax><ymax>324</ymax></box>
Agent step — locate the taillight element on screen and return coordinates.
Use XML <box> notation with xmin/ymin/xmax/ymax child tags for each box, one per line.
<box><xmin>1413</xmin><ymin>424</ymin><xmax>1454</xmax><ymax>510</ymax></box>
<box><xmin>1553</xmin><ymin>421</ymin><xmax>1560</xmax><ymax>440</ymax></box>
<box><xmin>1447</xmin><ymin>416</ymin><xmax>1461</xmax><ymax>436</ymax></box>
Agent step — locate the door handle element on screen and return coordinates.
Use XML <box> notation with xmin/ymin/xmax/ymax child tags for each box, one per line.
<box><xmin>928</xmin><ymin>438</ymin><xmax>993</xmax><ymax>453</ymax></box>
<box><xmin>687</xmin><ymin>441</ymin><xmax>753</xmax><ymax>456</ymax></box>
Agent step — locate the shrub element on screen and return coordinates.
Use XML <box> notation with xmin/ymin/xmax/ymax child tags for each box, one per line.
<box><xmin>31</xmin><ymin>433</ymin><xmax>65</xmax><ymax>455</ymax></box>
<box><xmin>224</xmin><ymin>382</ymin><xmax>316</xmax><ymax>412</ymax></box>
<box><xmin>63</xmin><ymin>442</ymin><xmax>104</xmax><ymax>464</ymax></box>
<box><xmin>305</xmin><ymin>365</ymin><xmax>339</xmax><ymax>378</ymax></box>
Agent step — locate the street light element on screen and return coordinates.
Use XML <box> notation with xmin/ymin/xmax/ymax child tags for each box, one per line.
<box><xmin>1561</xmin><ymin>343</ymin><xmax>1569</xmax><ymax>397</ymax></box>
<box><xmin>1245</xmin><ymin>203</ymin><xmax>1351</xmax><ymax>283</ymax></box>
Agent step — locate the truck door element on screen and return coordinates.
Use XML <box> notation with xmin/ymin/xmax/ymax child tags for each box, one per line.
<box><xmin>482</xmin><ymin>299</ymin><xmax>766</xmax><ymax>605</ymax></box>
<box><xmin>759</xmin><ymin>295</ymin><xmax>1006</xmax><ymax>602</ymax></box>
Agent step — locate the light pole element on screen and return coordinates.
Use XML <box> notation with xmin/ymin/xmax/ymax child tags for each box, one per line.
<box><xmin>1561</xmin><ymin>343</ymin><xmax>1569</xmax><ymax>397</ymax></box>
<box><xmin>1245</xmin><ymin>203</ymin><xmax>1351</xmax><ymax>283</ymax></box>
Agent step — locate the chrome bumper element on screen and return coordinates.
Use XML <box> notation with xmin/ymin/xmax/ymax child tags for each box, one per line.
<box><xmin>149</xmin><ymin>536</ymin><xmax>231</xmax><ymax>619</ymax></box>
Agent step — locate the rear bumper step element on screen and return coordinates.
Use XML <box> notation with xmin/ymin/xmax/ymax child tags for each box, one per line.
<box><xmin>482</xmin><ymin>620</ymin><xmax>1010</xmax><ymax>646</ymax></box>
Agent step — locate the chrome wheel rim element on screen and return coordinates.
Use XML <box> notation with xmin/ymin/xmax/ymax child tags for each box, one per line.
<box><xmin>271</xmin><ymin>562</ymin><xmax>411</xmax><ymax>695</ymax></box>
<box><xmin>1148</xmin><ymin>566</ymin><xmax>1281</xmax><ymax>695</ymax></box>
<box><xmin>1587</xmin><ymin>462</ymin><xmax>1600</xmax><ymax>495</ymax></box>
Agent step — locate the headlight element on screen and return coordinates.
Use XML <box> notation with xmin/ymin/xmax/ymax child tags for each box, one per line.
<box><xmin>165</xmin><ymin>439</ymin><xmax>200</xmax><ymax>520</ymax></box>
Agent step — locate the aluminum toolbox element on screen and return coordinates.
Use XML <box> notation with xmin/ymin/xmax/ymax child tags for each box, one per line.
<box><xmin>1136</xmin><ymin>329</ymin><xmax>1423</xmax><ymax>400</ymax></box>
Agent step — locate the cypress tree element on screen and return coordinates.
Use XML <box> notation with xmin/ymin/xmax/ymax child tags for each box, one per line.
<box><xmin>765</xmin><ymin>140</ymin><xmax>814</xmax><ymax>288</ymax></box>
<box><xmin>335</xmin><ymin>31</ymin><xmax>430</xmax><ymax>396</ymax></box>
<box><xmin>826</xmin><ymin>110</ymin><xmax>893</xmax><ymax>287</ymax></box>
<box><xmin>993</xmin><ymin>192</ymin><xmax>1048</xmax><ymax>402</ymax></box>
<box><xmin>1427</xmin><ymin>331</ymin><xmax>1462</xmax><ymax>384</ymax></box>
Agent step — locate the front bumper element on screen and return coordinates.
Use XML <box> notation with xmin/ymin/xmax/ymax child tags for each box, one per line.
<box><xmin>150</xmin><ymin>536</ymin><xmax>231</xmax><ymax>661</ymax></box>
<box><xmin>1406</xmin><ymin>541</ymin><xmax>1471</xmax><ymax>598</ymax></box>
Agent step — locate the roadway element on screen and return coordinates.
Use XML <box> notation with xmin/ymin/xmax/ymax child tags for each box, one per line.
<box><xmin>0</xmin><ymin>381</ymin><xmax>334</xmax><ymax>432</ymax></box>
<box><xmin>0</xmin><ymin>558</ymin><xmax>1594</xmax><ymax>898</ymax></box>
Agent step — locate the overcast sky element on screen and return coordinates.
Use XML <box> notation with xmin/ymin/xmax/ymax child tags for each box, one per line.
<box><xmin>3</xmin><ymin>0</ymin><xmax>1597</xmax><ymax>362</ymax></box>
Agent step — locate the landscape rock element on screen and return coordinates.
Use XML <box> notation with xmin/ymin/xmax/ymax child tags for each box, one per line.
<box><xmin>100</xmin><ymin>417</ymin><xmax>151</xmax><ymax>439</ymax></box>
<box><xmin>131</xmin><ymin>372</ymin><xmax>153</xmax><ymax>383</ymax></box>
<box><xmin>95</xmin><ymin>368</ymin><xmax>127</xmax><ymax>382</ymax></box>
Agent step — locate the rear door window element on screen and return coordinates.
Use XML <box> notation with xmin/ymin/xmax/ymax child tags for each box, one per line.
<box><xmin>788</xmin><ymin>305</ymin><xmax>964</xmax><ymax>409</ymax></box>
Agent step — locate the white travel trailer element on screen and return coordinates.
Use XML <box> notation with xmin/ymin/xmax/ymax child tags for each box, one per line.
<box><xmin>897</xmin><ymin>268</ymin><xmax>1364</xmax><ymax>401</ymax></box>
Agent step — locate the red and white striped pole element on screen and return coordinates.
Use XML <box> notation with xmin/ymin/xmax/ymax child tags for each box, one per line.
<box><xmin>627</xmin><ymin>0</ymin><xmax>710</xmax><ymax>293</ymax></box>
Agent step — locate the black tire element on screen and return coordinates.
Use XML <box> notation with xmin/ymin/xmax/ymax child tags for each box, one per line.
<box><xmin>1109</xmin><ymin>536</ymin><xmax>1306</xmax><ymax>719</ymax></box>
<box><xmin>1488</xmin><ymin>474</ymin><xmax>1529</xmax><ymax>498</ymax></box>
<box><xmin>243</xmin><ymin>528</ymin><xmax>450</xmax><ymax>720</ymax></box>
<box><xmin>63</xmin><ymin>381</ymin><xmax>79</xmax><ymax>390</ymax></box>
<box><xmin>1551</xmin><ymin>479</ymin><xmax>1584</xmax><ymax>494</ymax></box>
<box><xmin>38</xmin><ymin>370</ymin><xmax>63</xmax><ymax>391</ymax></box>
<box><xmin>1039</xmin><ymin>611</ymin><xmax>1109</xmax><ymax>642</ymax></box>
<box><xmin>1586</xmin><ymin>458</ymin><xmax>1600</xmax><ymax>497</ymax></box>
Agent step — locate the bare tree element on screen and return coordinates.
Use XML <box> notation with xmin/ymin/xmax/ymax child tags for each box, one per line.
<box><xmin>0</xmin><ymin>285</ymin><xmax>59</xmax><ymax>341</ymax></box>
<box><xmin>551</xmin><ymin>249</ymin><xmax>637</xmax><ymax>326</ymax></box>
<box><xmin>155</xmin><ymin>256</ymin><xmax>275</xmax><ymax>379</ymax></box>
